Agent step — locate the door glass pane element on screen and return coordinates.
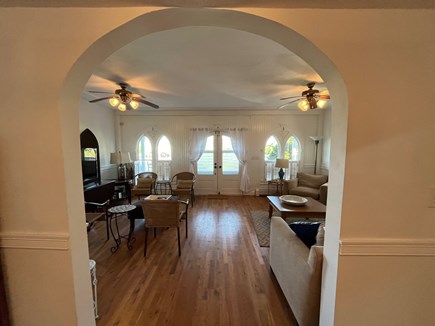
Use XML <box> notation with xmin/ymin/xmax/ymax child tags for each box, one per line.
<box><xmin>197</xmin><ymin>136</ymin><xmax>214</xmax><ymax>175</ymax></box>
<box><xmin>221</xmin><ymin>135</ymin><xmax>239</xmax><ymax>175</ymax></box>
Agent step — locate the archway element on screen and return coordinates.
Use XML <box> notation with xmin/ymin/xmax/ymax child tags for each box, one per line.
<box><xmin>60</xmin><ymin>8</ymin><xmax>348</xmax><ymax>324</ymax></box>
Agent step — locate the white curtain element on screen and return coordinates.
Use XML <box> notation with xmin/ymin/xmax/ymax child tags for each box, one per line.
<box><xmin>189</xmin><ymin>128</ymin><xmax>209</xmax><ymax>173</ymax></box>
<box><xmin>229</xmin><ymin>129</ymin><xmax>251</xmax><ymax>193</ymax></box>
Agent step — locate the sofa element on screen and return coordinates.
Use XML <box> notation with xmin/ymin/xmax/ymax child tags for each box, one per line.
<box><xmin>270</xmin><ymin>216</ymin><xmax>323</xmax><ymax>326</ymax></box>
<box><xmin>285</xmin><ymin>172</ymin><xmax>328</xmax><ymax>205</ymax></box>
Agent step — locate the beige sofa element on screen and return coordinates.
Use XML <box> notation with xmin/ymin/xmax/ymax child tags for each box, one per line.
<box><xmin>285</xmin><ymin>172</ymin><xmax>328</xmax><ymax>205</ymax></box>
<box><xmin>270</xmin><ymin>216</ymin><xmax>323</xmax><ymax>326</ymax></box>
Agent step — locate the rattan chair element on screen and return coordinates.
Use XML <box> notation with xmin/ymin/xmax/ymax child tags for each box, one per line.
<box><xmin>170</xmin><ymin>172</ymin><xmax>196</xmax><ymax>206</ymax></box>
<box><xmin>130</xmin><ymin>172</ymin><xmax>157</xmax><ymax>200</ymax></box>
<box><xmin>141</xmin><ymin>199</ymin><xmax>187</xmax><ymax>256</ymax></box>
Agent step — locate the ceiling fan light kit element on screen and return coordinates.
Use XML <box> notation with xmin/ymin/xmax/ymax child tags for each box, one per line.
<box><xmin>89</xmin><ymin>82</ymin><xmax>159</xmax><ymax>111</ymax></box>
<box><xmin>280</xmin><ymin>82</ymin><xmax>330</xmax><ymax>111</ymax></box>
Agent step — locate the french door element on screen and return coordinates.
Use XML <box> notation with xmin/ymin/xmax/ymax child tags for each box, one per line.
<box><xmin>196</xmin><ymin>134</ymin><xmax>240</xmax><ymax>195</ymax></box>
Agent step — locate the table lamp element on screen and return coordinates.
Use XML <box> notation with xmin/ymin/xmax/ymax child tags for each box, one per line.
<box><xmin>275</xmin><ymin>158</ymin><xmax>289</xmax><ymax>180</ymax></box>
<box><xmin>110</xmin><ymin>151</ymin><xmax>132</xmax><ymax>180</ymax></box>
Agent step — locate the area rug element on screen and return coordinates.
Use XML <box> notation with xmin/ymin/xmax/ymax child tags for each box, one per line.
<box><xmin>249</xmin><ymin>211</ymin><xmax>271</xmax><ymax>247</ymax></box>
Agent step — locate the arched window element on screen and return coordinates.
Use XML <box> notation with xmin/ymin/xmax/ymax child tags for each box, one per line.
<box><xmin>284</xmin><ymin>136</ymin><xmax>301</xmax><ymax>179</ymax></box>
<box><xmin>284</xmin><ymin>136</ymin><xmax>300</xmax><ymax>161</ymax></box>
<box><xmin>264</xmin><ymin>136</ymin><xmax>280</xmax><ymax>180</ymax></box>
<box><xmin>264</xmin><ymin>136</ymin><xmax>280</xmax><ymax>161</ymax></box>
<box><xmin>135</xmin><ymin>135</ymin><xmax>153</xmax><ymax>174</ymax></box>
<box><xmin>156</xmin><ymin>136</ymin><xmax>172</xmax><ymax>180</ymax></box>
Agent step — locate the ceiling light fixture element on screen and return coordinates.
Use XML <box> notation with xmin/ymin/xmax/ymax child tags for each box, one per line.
<box><xmin>279</xmin><ymin>82</ymin><xmax>331</xmax><ymax>111</ymax></box>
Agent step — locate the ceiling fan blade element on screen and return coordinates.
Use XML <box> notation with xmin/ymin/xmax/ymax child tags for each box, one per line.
<box><xmin>280</xmin><ymin>96</ymin><xmax>302</xmax><ymax>100</ymax></box>
<box><xmin>278</xmin><ymin>99</ymin><xmax>300</xmax><ymax>109</ymax></box>
<box><xmin>318</xmin><ymin>95</ymin><xmax>331</xmax><ymax>99</ymax></box>
<box><xmin>88</xmin><ymin>90</ymin><xmax>114</xmax><ymax>94</ymax></box>
<box><xmin>133</xmin><ymin>98</ymin><xmax>159</xmax><ymax>109</ymax></box>
<box><xmin>132</xmin><ymin>93</ymin><xmax>147</xmax><ymax>99</ymax></box>
<box><xmin>89</xmin><ymin>97</ymin><xmax>113</xmax><ymax>103</ymax></box>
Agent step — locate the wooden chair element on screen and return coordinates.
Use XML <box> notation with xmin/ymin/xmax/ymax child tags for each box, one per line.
<box><xmin>141</xmin><ymin>199</ymin><xmax>188</xmax><ymax>256</ymax></box>
<box><xmin>130</xmin><ymin>172</ymin><xmax>157</xmax><ymax>201</ymax></box>
<box><xmin>170</xmin><ymin>172</ymin><xmax>196</xmax><ymax>206</ymax></box>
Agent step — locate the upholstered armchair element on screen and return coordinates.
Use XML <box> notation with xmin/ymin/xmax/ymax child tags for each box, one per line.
<box><xmin>130</xmin><ymin>172</ymin><xmax>157</xmax><ymax>201</ymax></box>
<box><xmin>171</xmin><ymin>172</ymin><xmax>196</xmax><ymax>206</ymax></box>
<box><xmin>285</xmin><ymin>172</ymin><xmax>328</xmax><ymax>205</ymax></box>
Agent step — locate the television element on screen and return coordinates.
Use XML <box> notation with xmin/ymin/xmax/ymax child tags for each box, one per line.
<box><xmin>82</xmin><ymin>147</ymin><xmax>99</xmax><ymax>185</ymax></box>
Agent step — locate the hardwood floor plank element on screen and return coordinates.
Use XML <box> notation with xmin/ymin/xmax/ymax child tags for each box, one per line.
<box><xmin>88</xmin><ymin>196</ymin><xmax>297</xmax><ymax>325</ymax></box>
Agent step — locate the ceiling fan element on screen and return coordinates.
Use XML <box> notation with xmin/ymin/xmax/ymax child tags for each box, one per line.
<box><xmin>88</xmin><ymin>82</ymin><xmax>159</xmax><ymax>111</ymax></box>
<box><xmin>278</xmin><ymin>82</ymin><xmax>330</xmax><ymax>111</ymax></box>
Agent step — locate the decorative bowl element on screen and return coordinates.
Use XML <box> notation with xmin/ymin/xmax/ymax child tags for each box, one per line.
<box><xmin>279</xmin><ymin>195</ymin><xmax>308</xmax><ymax>206</ymax></box>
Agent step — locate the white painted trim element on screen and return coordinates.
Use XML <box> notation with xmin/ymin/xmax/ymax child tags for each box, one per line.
<box><xmin>0</xmin><ymin>233</ymin><xmax>70</xmax><ymax>250</ymax></box>
<box><xmin>339</xmin><ymin>239</ymin><xmax>435</xmax><ymax>256</ymax></box>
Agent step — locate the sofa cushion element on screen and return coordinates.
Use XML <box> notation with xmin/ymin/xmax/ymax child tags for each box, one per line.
<box><xmin>315</xmin><ymin>225</ymin><xmax>325</xmax><ymax>246</ymax></box>
<box><xmin>297</xmin><ymin>172</ymin><xmax>328</xmax><ymax>189</ymax></box>
<box><xmin>289</xmin><ymin>186</ymin><xmax>320</xmax><ymax>199</ymax></box>
<box><xmin>288</xmin><ymin>221</ymin><xmax>321</xmax><ymax>248</ymax></box>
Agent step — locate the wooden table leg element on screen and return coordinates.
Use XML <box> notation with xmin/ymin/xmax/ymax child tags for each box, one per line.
<box><xmin>269</xmin><ymin>203</ymin><xmax>273</xmax><ymax>218</ymax></box>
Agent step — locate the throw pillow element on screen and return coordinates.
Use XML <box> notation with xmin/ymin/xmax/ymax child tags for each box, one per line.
<box><xmin>297</xmin><ymin>172</ymin><xmax>328</xmax><ymax>189</ymax></box>
<box><xmin>288</xmin><ymin>221</ymin><xmax>321</xmax><ymax>248</ymax></box>
<box><xmin>315</xmin><ymin>224</ymin><xmax>325</xmax><ymax>246</ymax></box>
<box><xmin>177</xmin><ymin>180</ymin><xmax>193</xmax><ymax>189</ymax></box>
<box><xmin>137</xmin><ymin>178</ymin><xmax>153</xmax><ymax>189</ymax></box>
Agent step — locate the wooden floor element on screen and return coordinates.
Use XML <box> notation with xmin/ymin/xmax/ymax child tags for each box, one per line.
<box><xmin>88</xmin><ymin>195</ymin><xmax>297</xmax><ymax>325</ymax></box>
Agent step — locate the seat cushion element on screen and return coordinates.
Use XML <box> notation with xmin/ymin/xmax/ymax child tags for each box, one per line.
<box><xmin>297</xmin><ymin>172</ymin><xmax>328</xmax><ymax>189</ymax></box>
<box><xmin>289</xmin><ymin>186</ymin><xmax>320</xmax><ymax>199</ymax></box>
<box><xmin>177</xmin><ymin>180</ymin><xmax>193</xmax><ymax>189</ymax></box>
<box><xmin>137</xmin><ymin>178</ymin><xmax>153</xmax><ymax>188</ymax></box>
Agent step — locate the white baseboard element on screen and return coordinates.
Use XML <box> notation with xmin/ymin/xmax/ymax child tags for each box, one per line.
<box><xmin>339</xmin><ymin>238</ymin><xmax>435</xmax><ymax>256</ymax></box>
<box><xmin>0</xmin><ymin>232</ymin><xmax>70</xmax><ymax>251</ymax></box>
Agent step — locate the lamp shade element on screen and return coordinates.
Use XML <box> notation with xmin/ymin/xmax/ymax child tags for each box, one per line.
<box><xmin>110</xmin><ymin>152</ymin><xmax>131</xmax><ymax>165</ymax></box>
<box><xmin>275</xmin><ymin>158</ymin><xmax>289</xmax><ymax>169</ymax></box>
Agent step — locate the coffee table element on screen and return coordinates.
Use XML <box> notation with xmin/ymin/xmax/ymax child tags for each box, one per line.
<box><xmin>267</xmin><ymin>196</ymin><xmax>326</xmax><ymax>219</ymax></box>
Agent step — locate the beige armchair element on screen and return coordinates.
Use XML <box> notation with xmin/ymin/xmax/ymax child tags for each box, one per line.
<box><xmin>130</xmin><ymin>172</ymin><xmax>157</xmax><ymax>201</ymax></box>
<box><xmin>285</xmin><ymin>172</ymin><xmax>328</xmax><ymax>205</ymax></box>
<box><xmin>171</xmin><ymin>172</ymin><xmax>196</xmax><ymax>206</ymax></box>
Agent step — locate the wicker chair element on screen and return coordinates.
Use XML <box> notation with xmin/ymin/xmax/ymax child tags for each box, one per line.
<box><xmin>130</xmin><ymin>172</ymin><xmax>157</xmax><ymax>201</ymax></box>
<box><xmin>141</xmin><ymin>199</ymin><xmax>187</xmax><ymax>256</ymax></box>
<box><xmin>170</xmin><ymin>172</ymin><xmax>196</xmax><ymax>206</ymax></box>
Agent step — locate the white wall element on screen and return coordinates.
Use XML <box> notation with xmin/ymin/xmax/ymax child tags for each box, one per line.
<box><xmin>0</xmin><ymin>7</ymin><xmax>433</xmax><ymax>326</ymax></box>
<box><xmin>79</xmin><ymin>98</ymin><xmax>117</xmax><ymax>180</ymax></box>
<box><xmin>114</xmin><ymin>109</ymin><xmax>326</xmax><ymax>193</ymax></box>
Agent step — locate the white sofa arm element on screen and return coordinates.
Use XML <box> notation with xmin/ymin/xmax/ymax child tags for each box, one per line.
<box><xmin>270</xmin><ymin>217</ymin><xmax>323</xmax><ymax>326</ymax></box>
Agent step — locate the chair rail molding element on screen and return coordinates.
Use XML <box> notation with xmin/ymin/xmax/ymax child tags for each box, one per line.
<box><xmin>0</xmin><ymin>232</ymin><xmax>70</xmax><ymax>251</ymax></box>
<box><xmin>339</xmin><ymin>238</ymin><xmax>435</xmax><ymax>256</ymax></box>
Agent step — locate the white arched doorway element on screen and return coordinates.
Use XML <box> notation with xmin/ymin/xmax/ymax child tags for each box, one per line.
<box><xmin>60</xmin><ymin>8</ymin><xmax>348</xmax><ymax>324</ymax></box>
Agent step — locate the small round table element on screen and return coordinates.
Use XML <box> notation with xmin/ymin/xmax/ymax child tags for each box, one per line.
<box><xmin>107</xmin><ymin>204</ymin><xmax>136</xmax><ymax>252</ymax></box>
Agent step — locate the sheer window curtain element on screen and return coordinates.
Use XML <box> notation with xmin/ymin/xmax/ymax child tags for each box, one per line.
<box><xmin>229</xmin><ymin>129</ymin><xmax>251</xmax><ymax>193</ymax></box>
<box><xmin>189</xmin><ymin>128</ymin><xmax>210</xmax><ymax>173</ymax></box>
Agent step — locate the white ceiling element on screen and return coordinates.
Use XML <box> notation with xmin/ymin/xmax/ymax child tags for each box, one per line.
<box><xmin>84</xmin><ymin>26</ymin><xmax>328</xmax><ymax>111</ymax></box>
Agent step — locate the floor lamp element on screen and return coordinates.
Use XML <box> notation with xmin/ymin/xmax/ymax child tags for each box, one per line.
<box><xmin>310</xmin><ymin>136</ymin><xmax>323</xmax><ymax>175</ymax></box>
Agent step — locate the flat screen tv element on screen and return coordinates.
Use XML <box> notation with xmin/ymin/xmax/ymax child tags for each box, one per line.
<box><xmin>82</xmin><ymin>148</ymin><xmax>99</xmax><ymax>183</ymax></box>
